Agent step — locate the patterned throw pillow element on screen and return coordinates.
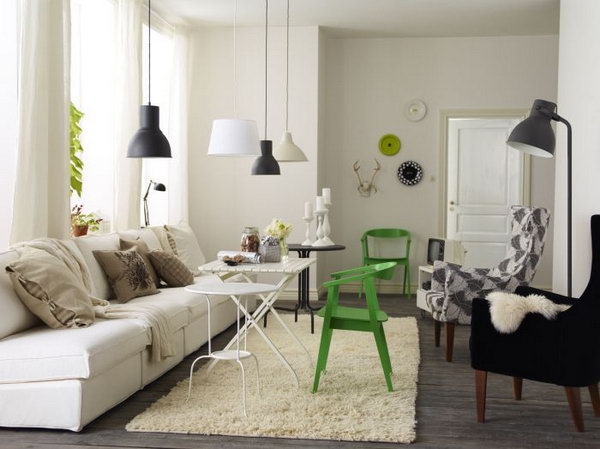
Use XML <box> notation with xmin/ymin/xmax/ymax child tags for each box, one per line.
<box><xmin>119</xmin><ymin>237</ymin><xmax>161</xmax><ymax>288</ymax></box>
<box><xmin>93</xmin><ymin>249</ymin><xmax>159</xmax><ymax>303</ymax></box>
<box><xmin>149</xmin><ymin>250</ymin><xmax>194</xmax><ymax>287</ymax></box>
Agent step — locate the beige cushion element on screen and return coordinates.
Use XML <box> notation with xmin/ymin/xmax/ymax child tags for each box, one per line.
<box><xmin>149</xmin><ymin>226</ymin><xmax>176</xmax><ymax>254</ymax></box>
<box><xmin>119</xmin><ymin>228</ymin><xmax>162</xmax><ymax>251</ymax></box>
<box><xmin>5</xmin><ymin>247</ymin><xmax>94</xmax><ymax>329</ymax></box>
<box><xmin>93</xmin><ymin>249</ymin><xmax>159</xmax><ymax>303</ymax></box>
<box><xmin>0</xmin><ymin>251</ymin><xmax>40</xmax><ymax>339</ymax></box>
<box><xmin>165</xmin><ymin>223</ymin><xmax>206</xmax><ymax>275</ymax></box>
<box><xmin>74</xmin><ymin>234</ymin><xmax>119</xmax><ymax>299</ymax></box>
<box><xmin>149</xmin><ymin>250</ymin><xmax>194</xmax><ymax>287</ymax></box>
<box><xmin>119</xmin><ymin>238</ymin><xmax>160</xmax><ymax>288</ymax></box>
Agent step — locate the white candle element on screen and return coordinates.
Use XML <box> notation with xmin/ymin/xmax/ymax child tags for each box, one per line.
<box><xmin>316</xmin><ymin>196</ymin><xmax>325</xmax><ymax>212</ymax></box>
<box><xmin>322</xmin><ymin>187</ymin><xmax>331</xmax><ymax>204</ymax></box>
<box><xmin>304</xmin><ymin>201</ymin><xmax>313</xmax><ymax>218</ymax></box>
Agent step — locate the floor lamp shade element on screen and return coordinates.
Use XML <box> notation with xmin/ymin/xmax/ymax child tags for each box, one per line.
<box><xmin>207</xmin><ymin>119</ymin><xmax>261</xmax><ymax>157</ymax></box>
<box><xmin>252</xmin><ymin>140</ymin><xmax>280</xmax><ymax>175</ymax></box>
<box><xmin>274</xmin><ymin>131</ymin><xmax>308</xmax><ymax>162</ymax></box>
<box><xmin>127</xmin><ymin>105</ymin><xmax>172</xmax><ymax>158</ymax></box>
<box><xmin>507</xmin><ymin>99</ymin><xmax>556</xmax><ymax>158</ymax></box>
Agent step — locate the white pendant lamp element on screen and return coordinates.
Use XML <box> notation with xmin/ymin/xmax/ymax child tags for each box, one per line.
<box><xmin>273</xmin><ymin>0</ymin><xmax>307</xmax><ymax>162</ymax></box>
<box><xmin>206</xmin><ymin>0</ymin><xmax>260</xmax><ymax>157</ymax></box>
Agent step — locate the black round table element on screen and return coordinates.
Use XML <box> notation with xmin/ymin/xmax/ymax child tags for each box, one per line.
<box><xmin>274</xmin><ymin>244</ymin><xmax>346</xmax><ymax>334</ymax></box>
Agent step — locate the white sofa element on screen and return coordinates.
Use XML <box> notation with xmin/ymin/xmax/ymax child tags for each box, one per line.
<box><xmin>0</xmin><ymin>229</ymin><xmax>241</xmax><ymax>431</ymax></box>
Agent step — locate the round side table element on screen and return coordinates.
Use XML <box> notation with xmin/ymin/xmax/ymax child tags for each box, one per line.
<box><xmin>281</xmin><ymin>244</ymin><xmax>345</xmax><ymax>334</ymax></box>
<box><xmin>184</xmin><ymin>282</ymin><xmax>278</xmax><ymax>417</ymax></box>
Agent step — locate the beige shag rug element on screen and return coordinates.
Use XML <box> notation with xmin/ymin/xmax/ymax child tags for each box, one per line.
<box><xmin>126</xmin><ymin>314</ymin><xmax>420</xmax><ymax>443</ymax></box>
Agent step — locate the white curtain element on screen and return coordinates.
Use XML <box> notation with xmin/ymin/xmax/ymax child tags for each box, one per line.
<box><xmin>10</xmin><ymin>0</ymin><xmax>71</xmax><ymax>244</ymax></box>
<box><xmin>113</xmin><ymin>0</ymin><xmax>143</xmax><ymax>231</ymax></box>
<box><xmin>167</xmin><ymin>27</ymin><xmax>191</xmax><ymax>224</ymax></box>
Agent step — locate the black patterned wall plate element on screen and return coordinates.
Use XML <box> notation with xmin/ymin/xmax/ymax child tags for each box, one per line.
<box><xmin>397</xmin><ymin>161</ymin><xmax>423</xmax><ymax>186</ymax></box>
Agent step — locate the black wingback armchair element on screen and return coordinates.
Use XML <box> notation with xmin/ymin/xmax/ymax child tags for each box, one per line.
<box><xmin>470</xmin><ymin>215</ymin><xmax>600</xmax><ymax>432</ymax></box>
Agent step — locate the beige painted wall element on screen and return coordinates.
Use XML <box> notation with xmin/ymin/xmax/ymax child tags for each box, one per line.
<box><xmin>320</xmin><ymin>35</ymin><xmax>559</xmax><ymax>290</ymax></box>
<box><xmin>554</xmin><ymin>0</ymin><xmax>600</xmax><ymax>296</ymax></box>
<box><xmin>188</xmin><ymin>26</ymin><xmax>321</xmax><ymax>290</ymax></box>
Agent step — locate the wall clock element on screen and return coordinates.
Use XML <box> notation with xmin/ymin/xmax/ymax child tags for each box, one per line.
<box><xmin>397</xmin><ymin>161</ymin><xmax>423</xmax><ymax>186</ymax></box>
<box><xmin>405</xmin><ymin>99</ymin><xmax>427</xmax><ymax>121</ymax></box>
<box><xmin>379</xmin><ymin>134</ymin><xmax>401</xmax><ymax>156</ymax></box>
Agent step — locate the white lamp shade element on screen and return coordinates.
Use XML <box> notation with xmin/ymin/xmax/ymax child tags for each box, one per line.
<box><xmin>207</xmin><ymin>119</ymin><xmax>260</xmax><ymax>157</ymax></box>
<box><xmin>274</xmin><ymin>131</ymin><xmax>308</xmax><ymax>162</ymax></box>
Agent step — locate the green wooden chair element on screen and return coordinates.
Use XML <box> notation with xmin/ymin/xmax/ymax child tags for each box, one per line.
<box><xmin>312</xmin><ymin>262</ymin><xmax>397</xmax><ymax>393</ymax></box>
<box><xmin>361</xmin><ymin>228</ymin><xmax>412</xmax><ymax>297</ymax></box>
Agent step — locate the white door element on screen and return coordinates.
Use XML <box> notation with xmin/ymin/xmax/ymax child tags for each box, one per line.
<box><xmin>446</xmin><ymin>117</ymin><xmax>527</xmax><ymax>268</ymax></box>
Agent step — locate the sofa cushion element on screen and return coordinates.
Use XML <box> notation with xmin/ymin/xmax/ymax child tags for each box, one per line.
<box><xmin>149</xmin><ymin>250</ymin><xmax>194</xmax><ymax>287</ymax></box>
<box><xmin>0</xmin><ymin>319</ymin><xmax>149</xmax><ymax>383</ymax></box>
<box><xmin>93</xmin><ymin>249</ymin><xmax>159</xmax><ymax>303</ymax></box>
<box><xmin>6</xmin><ymin>247</ymin><xmax>95</xmax><ymax>329</ymax></box>
<box><xmin>119</xmin><ymin>238</ymin><xmax>160</xmax><ymax>288</ymax></box>
<box><xmin>119</xmin><ymin>228</ymin><xmax>162</xmax><ymax>251</ymax></box>
<box><xmin>165</xmin><ymin>223</ymin><xmax>206</xmax><ymax>275</ymax></box>
<box><xmin>0</xmin><ymin>251</ymin><xmax>40</xmax><ymax>340</ymax></box>
<box><xmin>74</xmin><ymin>234</ymin><xmax>119</xmax><ymax>300</ymax></box>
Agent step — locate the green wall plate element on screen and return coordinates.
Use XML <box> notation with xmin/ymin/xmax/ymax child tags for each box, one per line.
<box><xmin>379</xmin><ymin>134</ymin><xmax>401</xmax><ymax>156</ymax></box>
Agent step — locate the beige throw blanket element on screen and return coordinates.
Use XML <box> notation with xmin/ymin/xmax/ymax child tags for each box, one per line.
<box><xmin>12</xmin><ymin>238</ymin><xmax>174</xmax><ymax>362</ymax></box>
<box><xmin>486</xmin><ymin>291</ymin><xmax>571</xmax><ymax>334</ymax></box>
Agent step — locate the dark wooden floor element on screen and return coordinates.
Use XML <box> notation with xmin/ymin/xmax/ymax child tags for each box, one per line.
<box><xmin>1</xmin><ymin>294</ymin><xmax>599</xmax><ymax>449</ymax></box>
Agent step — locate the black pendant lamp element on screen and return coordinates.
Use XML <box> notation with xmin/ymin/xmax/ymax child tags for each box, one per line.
<box><xmin>127</xmin><ymin>0</ymin><xmax>171</xmax><ymax>158</ymax></box>
<box><xmin>251</xmin><ymin>0</ymin><xmax>280</xmax><ymax>175</ymax></box>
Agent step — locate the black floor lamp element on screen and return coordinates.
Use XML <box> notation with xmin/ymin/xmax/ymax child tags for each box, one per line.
<box><xmin>507</xmin><ymin>99</ymin><xmax>573</xmax><ymax>297</ymax></box>
<box><xmin>143</xmin><ymin>180</ymin><xmax>166</xmax><ymax>227</ymax></box>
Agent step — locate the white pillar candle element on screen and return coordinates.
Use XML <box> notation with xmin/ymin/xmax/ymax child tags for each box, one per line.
<box><xmin>322</xmin><ymin>187</ymin><xmax>331</xmax><ymax>204</ymax></box>
<box><xmin>304</xmin><ymin>201</ymin><xmax>313</xmax><ymax>218</ymax></box>
<box><xmin>316</xmin><ymin>195</ymin><xmax>325</xmax><ymax>211</ymax></box>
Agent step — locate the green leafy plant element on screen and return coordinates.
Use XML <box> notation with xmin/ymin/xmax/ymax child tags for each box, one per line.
<box><xmin>71</xmin><ymin>205</ymin><xmax>103</xmax><ymax>232</ymax></box>
<box><xmin>70</xmin><ymin>102</ymin><xmax>85</xmax><ymax>197</ymax></box>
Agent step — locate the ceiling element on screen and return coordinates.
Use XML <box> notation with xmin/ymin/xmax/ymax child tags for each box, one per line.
<box><xmin>152</xmin><ymin>0</ymin><xmax>560</xmax><ymax>38</ymax></box>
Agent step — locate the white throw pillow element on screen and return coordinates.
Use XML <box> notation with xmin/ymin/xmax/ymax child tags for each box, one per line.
<box><xmin>74</xmin><ymin>233</ymin><xmax>119</xmax><ymax>300</ymax></box>
<box><xmin>165</xmin><ymin>223</ymin><xmax>206</xmax><ymax>275</ymax></box>
<box><xmin>119</xmin><ymin>228</ymin><xmax>162</xmax><ymax>251</ymax></box>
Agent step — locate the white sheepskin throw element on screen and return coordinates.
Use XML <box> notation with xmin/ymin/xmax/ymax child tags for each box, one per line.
<box><xmin>486</xmin><ymin>291</ymin><xmax>571</xmax><ymax>334</ymax></box>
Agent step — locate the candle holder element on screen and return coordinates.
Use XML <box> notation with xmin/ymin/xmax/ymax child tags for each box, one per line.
<box><xmin>302</xmin><ymin>216</ymin><xmax>314</xmax><ymax>246</ymax></box>
<box><xmin>320</xmin><ymin>201</ymin><xmax>335</xmax><ymax>246</ymax></box>
<box><xmin>312</xmin><ymin>210</ymin><xmax>328</xmax><ymax>247</ymax></box>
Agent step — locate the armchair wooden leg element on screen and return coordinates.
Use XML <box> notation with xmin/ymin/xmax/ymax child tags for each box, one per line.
<box><xmin>588</xmin><ymin>384</ymin><xmax>600</xmax><ymax>417</ymax></box>
<box><xmin>513</xmin><ymin>377</ymin><xmax>523</xmax><ymax>400</ymax></box>
<box><xmin>434</xmin><ymin>320</ymin><xmax>441</xmax><ymax>348</ymax></box>
<box><xmin>445</xmin><ymin>322</ymin><xmax>455</xmax><ymax>362</ymax></box>
<box><xmin>475</xmin><ymin>370</ymin><xmax>487</xmax><ymax>423</ymax></box>
<box><xmin>565</xmin><ymin>387</ymin><xmax>585</xmax><ymax>432</ymax></box>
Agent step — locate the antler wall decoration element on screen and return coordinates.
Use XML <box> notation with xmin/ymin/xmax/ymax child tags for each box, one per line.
<box><xmin>353</xmin><ymin>159</ymin><xmax>381</xmax><ymax>197</ymax></box>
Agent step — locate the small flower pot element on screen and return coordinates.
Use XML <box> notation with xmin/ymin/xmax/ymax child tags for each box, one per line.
<box><xmin>72</xmin><ymin>225</ymin><xmax>89</xmax><ymax>237</ymax></box>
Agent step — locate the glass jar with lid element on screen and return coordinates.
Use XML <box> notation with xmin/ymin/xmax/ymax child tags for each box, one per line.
<box><xmin>241</xmin><ymin>226</ymin><xmax>260</xmax><ymax>253</ymax></box>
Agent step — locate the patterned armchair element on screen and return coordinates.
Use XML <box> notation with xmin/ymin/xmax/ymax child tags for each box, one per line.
<box><xmin>425</xmin><ymin>206</ymin><xmax>550</xmax><ymax>361</ymax></box>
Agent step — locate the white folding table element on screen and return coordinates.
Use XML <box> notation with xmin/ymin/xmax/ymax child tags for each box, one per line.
<box><xmin>198</xmin><ymin>258</ymin><xmax>316</xmax><ymax>387</ymax></box>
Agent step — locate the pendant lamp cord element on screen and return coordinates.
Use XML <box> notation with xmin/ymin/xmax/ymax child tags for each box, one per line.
<box><xmin>148</xmin><ymin>0</ymin><xmax>151</xmax><ymax>105</ymax></box>
<box><xmin>285</xmin><ymin>0</ymin><xmax>289</xmax><ymax>131</ymax></box>
<box><xmin>264</xmin><ymin>0</ymin><xmax>268</xmax><ymax>139</ymax></box>
<box><xmin>233</xmin><ymin>0</ymin><xmax>237</xmax><ymax>116</ymax></box>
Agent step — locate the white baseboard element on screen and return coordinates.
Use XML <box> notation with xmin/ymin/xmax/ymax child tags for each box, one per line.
<box><xmin>277</xmin><ymin>283</ymin><xmax>553</xmax><ymax>300</ymax></box>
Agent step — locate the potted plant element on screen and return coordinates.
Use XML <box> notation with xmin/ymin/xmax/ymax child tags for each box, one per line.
<box><xmin>71</xmin><ymin>205</ymin><xmax>103</xmax><ymax>237</ymax></box>
<box><xmin>264</xmin><ymin>218</ymin><xmax>293</xmax><ymax>261</ymax></box>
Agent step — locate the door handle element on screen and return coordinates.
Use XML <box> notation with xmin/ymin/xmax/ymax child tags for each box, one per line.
<box><xmin>449</xmin><ymin>201</ymin><xmax>455</xmax><ymax>205</ymax></box>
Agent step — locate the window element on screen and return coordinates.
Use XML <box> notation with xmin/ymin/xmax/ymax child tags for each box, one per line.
<box><xmin>70</xmin><ymin>1</ymin><xmax>174</xmax><ymax>230</ymax></box>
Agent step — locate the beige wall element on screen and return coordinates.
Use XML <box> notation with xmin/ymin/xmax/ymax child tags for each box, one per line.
<box><xmin>554</xmin><ymin>0</ymin><xmax>600</xmax><ymax>296</ymax></box>
<box><xmin>188</xmin><ymin>26</ymin><xmax>321</xmax><ymax>290</ymax></box>
<box><xmin>320</xmin><ymin>35</ymin><xmax>559</xmax><ymax>290</ymax></box>
<box><xmin>187</xmin><ymin>28</ymin><xmax>559</xmax><ymax>293</ymax></box>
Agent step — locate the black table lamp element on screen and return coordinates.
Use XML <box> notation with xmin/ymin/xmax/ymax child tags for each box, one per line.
<box><xmin>143</xmin><ymin>180</ymin><xmax>166</xmax><ymax>227</ymax></box>
<box><xmin>507</xmin><ymin>99</ymin><xmax>573</xmax><ymax>297</ymax></box>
